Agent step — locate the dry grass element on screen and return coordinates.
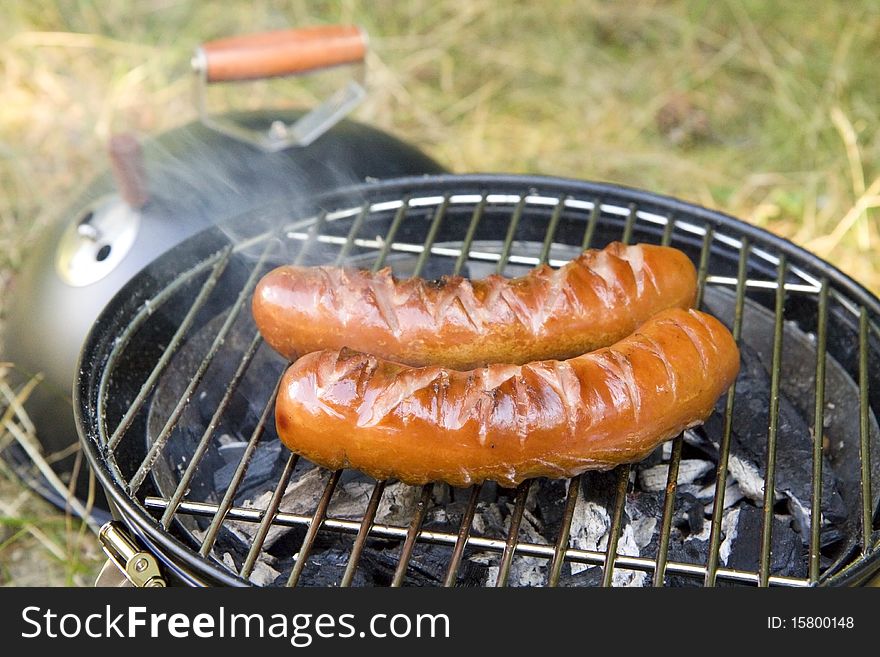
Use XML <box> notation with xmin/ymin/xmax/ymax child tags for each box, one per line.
<box><xmin>1</xmin><ymin>0</ymin><xmax>878</xmax><ymax>584</ymax></box>
<box><xmin>0</xmin><ymin>368</ymin><xmax>102</xmax><ymax>585</ymax></box>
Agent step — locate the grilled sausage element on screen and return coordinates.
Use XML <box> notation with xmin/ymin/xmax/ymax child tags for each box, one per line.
<box><xmin>253</xmin><ymin>242</ymin><xmax>697</xmax><ymax>368</ymax></box>
<box><xmin>274</xmin><ymin>307</ymin><xmax>740</xmax><ymax>487</ymax></box>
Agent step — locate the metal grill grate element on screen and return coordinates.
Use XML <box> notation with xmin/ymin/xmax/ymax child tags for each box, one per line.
<box><xmin>75</xmin><ymin>176</ymin><xmax>880</xmax><ymax>587</ymax></box>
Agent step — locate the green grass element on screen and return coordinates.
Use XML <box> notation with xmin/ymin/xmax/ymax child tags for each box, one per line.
<box><xmin>2</xmin><ymin>1</ymin><xmax>879</xmax><ymax>289</ymax></box>
<box><xmin>1</xmin><ymin>0</ymin><xmax>879</xmax><ymax>585</ymax></box>
<box><xmin>0</xmin><ymin>473</ymin><xmax>102</xmax><ymax>586</ymax></box>
<box><xmin>386</xmin><ymin>0</ymin><xmax>880</xmax><ymax>272</ymax></box>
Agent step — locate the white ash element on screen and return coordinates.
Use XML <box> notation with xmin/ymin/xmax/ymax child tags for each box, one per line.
<box><xmin>610</xmin><ymin>523</ymin><xmax>649</xmax><ymax>588</ymax></box>
<box><xmin>218</xmin><ymin>440</ymin><xmax>247</xmax><ymax>458</ymax></box>
<box><xmin>676</xmin><ymin>483</ymin><xmax>704</xmax><ymax>499</ymax></box>
<box><xmin>425</xmin><ymin>506</ymin><xmax>447</xmax><ymax>525</ymax></box>
<box><xmin>237</xmin><ymin>468</ymin><xmax>333</xmax><ymax>548</ymax></box>
<box><xmin>247</xmin><ymin>559</ymin><xmax>282</xmax><ymax>587</ymax></box>
<box><xmin>375</xmin><ymin>482</ymin><xmax>424</xmax><ymax>526</ymax></box>
<box><xmin>567</xmin><ymin>487</ymin><xmax>650</xmax><ymax>587</ymax></box>
<box><xmin>622</xmin><ymin>486</ymin><xmax>659</xmax><ymax>549</ymax></box>
<box><xmin>638</xmin><ymin>459</ymin><xmax>714</xmax><ymax>492</ymax></box>
<box><xmin>237</xmin><ymin>468</ymin><xmax>422</xmax><ymax>549</ymax></box>
<box><xmin>718</xmin><ymin>508</ymin><xmax>740</xmax><ymax>566</ymax></box>
<box><xmin>470</xmin><ymin>502</ymin><xmax>501</xmax><ymax>536</ymax></box>
<box><xmin>522</xmin><ymin>507</ymin><xmax>542</xmax><ymax>532</ymax></box>
<box><xmin>661</xmin><ymin>442</ymin><xmax>673</xmax><ymax>461</ymax></box>
<box><xmin>217</xmin><ymin>433</ymin><xmax>239</xmax><ymax>447</ymax></box>
<box><xmin>504</xmin><ymin>507</ymin><xmax>548</xmax><ymax>587</ymax></box>
<box><xmin>682</xmin><ymin>429</ymin><xmax>706</xmax><ymax>449</ymax></box>
<box><xmin>568</xmin><ymin>496</ymin><xmax>610</xmax><ymax>576</ymax></box>
<box><xmin>218</xmin><ymin>546</ymin><xmax>281</xmax><ymax>586</ymax></box>
<box><xmin>727</xmin><ymin>455</ymin><xmax>783</xmax><ymax>504</ymax></box>
<box><xmin>525</xmin><ymin>482</ymin><xmax>541</xmax><ymax>512</ymax></box>
<box><xmin>683</xmin><ymin>507</ymin><xmax>739</xmax><ymax>566</ymax></box>
<box><xmin>627</xmin><ymin>514</ymin><xmax>658</xmax><ymax>550</ymax></box>
<box><xmin>685</xmin><ymin>519</ymin><xmax>711</xmax><ymax>543</ymax></box>
<box><xmin>247</xmin><ymin>467</ymin><xmax>329</xmax><ymax>515</ymax></box>
<box><xmin>474</xmin><ymin>503</ymin><xmax>548</xmax><ymax>587</ymax></box>
<box><xmin>478</xmin><ymin>546</ymin><xmax>544</xmax><ymax>587</ymax></box>
<box><xmin>682</xmin><ymin>430</ymin><xmax>799</xmax><ymax>519</ymax></box>
<box><xmin>193</xmin><ymin>520</ymin><xmax>252</xmax><ymax>552</ymax></box>
<box><xmin>727</xmin><ymin>455</ymin><xmax>762</xmax><ymax>502</ymax></box>
<box><xmin>700</xmin><ymin>480</ymin><xmax>745</xmax><ymax>515</ymax></box>
<box><xmin>228</xmin><ymin>474</ymin><xmax>424</xmax><ymax>583</ymax></box>
<box><xmin>617</xmin><ymin>500</ymin><xmax>658</xmax><ymax>588</ymax></box>
<box><xmin>328</xmin><ymin>481</ymin><xmax>373</xmax><ymax>518</ymax></box>
<box><xmin>780</xmin><ymin>489</ymin><xmax>811</xmax><ymax>536</ymax></box>
<box><xmin>225</xmin><ymin>522</ymin><xmax>254</xmax><ymax>545</ymax></box>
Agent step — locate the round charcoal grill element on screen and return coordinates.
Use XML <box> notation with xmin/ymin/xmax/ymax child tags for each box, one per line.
<box><xmin>75</xmin><ymin>174</ymin><xmax>880</xmax><ymax>587</ymax></box>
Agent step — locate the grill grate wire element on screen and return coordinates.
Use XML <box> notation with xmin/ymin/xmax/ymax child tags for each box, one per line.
<box><xmin>758</xmin><ymin>256</ymin><xmax>787</xmax><ymax>587</ymax></box>
<box><xmin>809</xmin><ymin>280</ymin><xmax>829</xmax><ymax>583</ymax></box>
<box><xmin>199</xmin><ymin>375</ymin><xmax>281</xmax><ymax>558</ymax></box>
<box><xmin>140</xmin><ymin>497</ymin><xmax>813</xmax><ymax>586</ymax></box>
<box><xmin>704</xmin><ymin>240</ymin><xmax>750</xmax><ymax>587</ymax></box>
<box><xmin>105</xmin><ymin>248</ymin><xmax>233</xmax><ymax>453</ymax></box>
<box><xmin>90</xmin><ymin>186</ymin><xmax>880</xmax><ymax>587</ymax></box>
<box><xmin>495</xmin><ymin>480</ymin><xmax>533</xmax><ymax>587</ymax></box>
<box><xmin>390</xmin><ymin>485</ymin><xmax>433</xmax><ymax>587</ymax></box>
<box><xmin>129</xmin><ymin>240</ymin><xmax>276</xmax><ymax>495</ymax></box>
<box><xmin>860</xmin><ymin>308</ymin><xmax>873</xmax><ymax>554</ymax></box>
<box><xmin>241</xmin><ymin>452</ymin><xmax>299</xmax><ymax>579</ymax></box>
<box><xmin>653</xmin><ymin>217</ymin><xmax>701</xmax><ymax>586</ymax></box>
<box><xmin>159</xmin><ymin>331</ymin><xmax>263</xmax><ymax>529</ymax></box>
<box><xmin>287</xmin><ymin>470</ymin><xmax>342</xmax><ymax>587</ymax></box>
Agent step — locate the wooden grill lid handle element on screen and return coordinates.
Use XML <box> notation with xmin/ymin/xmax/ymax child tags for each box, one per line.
<box><xmin>196</xmin><ymin>25</ymin><xmax>367</xmax><ymax>82</ymax></box>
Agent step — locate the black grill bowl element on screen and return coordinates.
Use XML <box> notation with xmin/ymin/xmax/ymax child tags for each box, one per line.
<box><xmin>75</xmin><ymin>175</ymin><xmax>880</xmax><ymax>587</ymax></box>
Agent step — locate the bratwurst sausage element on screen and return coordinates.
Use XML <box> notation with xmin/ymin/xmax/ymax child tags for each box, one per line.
<box><xmin>253</xmin><ymin>242</ymin><xmax>697</xmax><ymax>368</ymax></box>
<box><xmin>275</xmin><ymin>307</ymin><xmax>740</xmax><ymax>487</ymax></box>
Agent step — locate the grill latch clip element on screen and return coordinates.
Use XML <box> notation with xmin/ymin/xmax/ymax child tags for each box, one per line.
<box><xmin>99</xmin><ymin>521</ymin><xmax>167</xmax><ymax>588</ymax></box>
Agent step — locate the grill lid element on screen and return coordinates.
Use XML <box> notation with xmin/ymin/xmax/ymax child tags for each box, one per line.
<box><xmin>75</xmin><ymin>174</ymin><xmax>880</xmax><ymax>586</ymax></box>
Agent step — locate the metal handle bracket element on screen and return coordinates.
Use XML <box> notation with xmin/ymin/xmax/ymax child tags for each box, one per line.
<box><xmin>192</xmin><ymin>26</ymin><xmax>368</xmax><ymax>151</ymax></box>
<box><xmin>99</xmin><ymin>521</ymin><xmax>167</xmax><ymax>587</ymax></box>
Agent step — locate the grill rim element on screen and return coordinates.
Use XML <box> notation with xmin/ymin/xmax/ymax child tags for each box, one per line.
<box><xmin>73</xmin><ymin>173</ymin><xmax>880</xmax><ymax>587</ymax></box>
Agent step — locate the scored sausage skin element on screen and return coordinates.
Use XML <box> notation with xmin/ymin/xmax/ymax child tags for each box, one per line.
<box><xmin>253</xmin><ymin>242</ymin><xmax>698</xmax><ymax>369</ymax></box>
<box><xmin>274</xmin><ymin>307</ymin><xmax>740</xmax><ymax>488</ymax></box>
